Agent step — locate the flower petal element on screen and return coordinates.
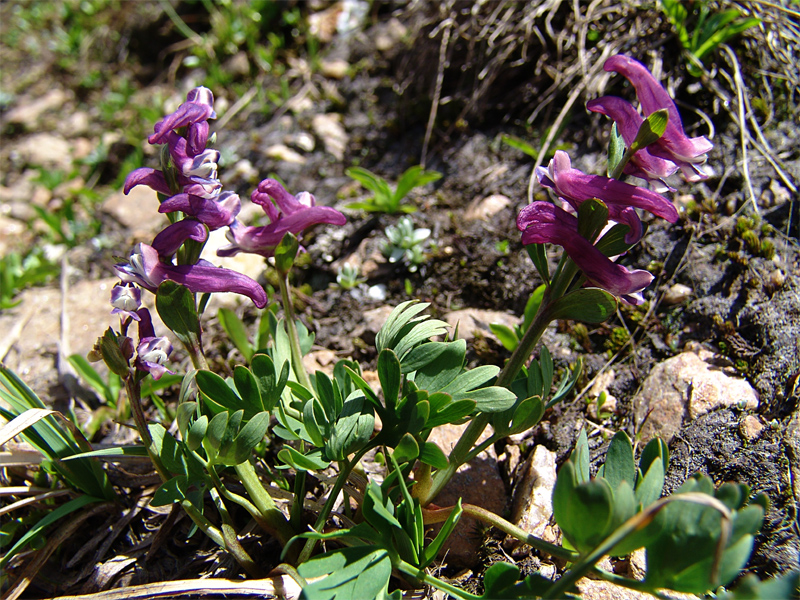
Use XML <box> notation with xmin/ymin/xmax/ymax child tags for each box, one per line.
<box><xmin>603</xmin><ymin>55</ymin><xmax>713</xmax><ymax>164</ymax></box>
<box><xmin>517</xmin><ymin>202</ymin><xmax>654</xmax><ymax>300</ymax></box>
<box><xmin>151</xmin><ymin>220</ymin><xmax>208</xmax><ymax>257</ymax></box>
<box><xmin>159</xmin><ymin>191</ymin><xmax>240</xmax><ymax>230</ymax></box>
<box><xmin>124</xmin><ymin>168</ymin><xmax>171</xmax><ymax>196</ymax></box>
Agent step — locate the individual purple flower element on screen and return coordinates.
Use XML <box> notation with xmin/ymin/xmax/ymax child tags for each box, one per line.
<box><xmin>217</xmin><ymin>179</ymin><xmax>347</xmax><ymax>258</ymax></box>
<box><xmin>149</xmin><ymin>86</ymin><xmax>216</xmax><ymax>156</ymax></box>
<box><xmin>110</xmin><ymin>282</ymin><xmax>142</xmax><ymax>321</ymax></box>
<box><xmin>517</xmin><ymin>202</ymin><xmax>653</xmax><ymax>304</ymax></box>
<box><xmin>585</xmin><ymin>95</ymin><xmax>679</xmax><ymax>186</ymax></box>
<box><xmin>136</xmin><ymin>336</ymin><xmax>174</xmax><ymax>380</ymax></box>
<box><xmin>151</xmin><ymin>220</ymin><xmax>209</xmax><ymax>257</ymax></box>
<box><xmin>115</xmin><ymin>243</ymin><xmax>267</xmax><ymax>308</ymax></box>
<box><xmin>536</xmin><ymin>151</ymin><xmax>678</xmax><ymax>244</ymax></box>
<box><xmin>158</xmin><ymin>191</ymin><xmax>241</xmax><ymax>230</ymax></box>
<box><xmin>123</xmin><ymin>164</ymin><xmax>222</xmax><ymax>200</ymax></box>
<box><xmin>602</xmin><ymin>55</ymin><xmax>713</xmax><ymax>178</ymax></box>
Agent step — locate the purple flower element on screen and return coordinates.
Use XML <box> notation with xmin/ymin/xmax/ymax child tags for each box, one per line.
<box><xmin>115</xmin><ymin>243</ymin><xmax>267</xmax><ymax>308</ymax></box>
<box><xmin>136</xmin><ymin>336</ymin><xmax>173</xmax><ymax>380</ymax></box>
<box><xmin>110</xmin><ymin>282</ymin><xmax>142</xmax><ymax>321</ymax></box>
<box><xmin>158</xmin><ymin>191</ymin><xmax>241</xmax><ymax>230</ymax></box>
<box><xmin>149</xmin><ymin>87</ymin><xmax>216</xmax><ymax>157</ymax></box>
<box><xmin>536</xmin><ymin>151</ymin><xmax>678</xmax><ymax>244</ymax></box>
<box><xmin>151</xmin><ymin>220</ymin><xmax>209</xmax><ymax>257</ymax></box>
<box><xmin>586</xmin><ymin>95</ymin><xmax>679</xmax><ymax>186</ymax></box>
<box><xmin>602</xmin><ymin>55</ymin><xmax>713</xmax><ymax>179</ymax></box>
<box><xmin>517</xmin><ymin>202</ymin><xmax>653</xmax><ymax>304</ymax></box>
<box><xmin>218</xmin><ymin>179</ymin><xmax>347</xmax><ymax>258</ymax></box>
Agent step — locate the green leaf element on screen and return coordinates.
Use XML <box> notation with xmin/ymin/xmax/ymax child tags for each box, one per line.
<box><xmin>419</xmin><ymin>441</ymin><xmax>448</xmax><ymax>469</ymax></box>
<box><xmin>490</xmin><ymin>323</ymin><xmax>519</xmax><ymax>352</ymax></box>
<box><xmin>548</xmin><ymin>288</ymin><xmax>617</xmax><ymax>323</ymax></box>
<box><xmin>278</xmin><ymin>446</ymin><xmax>330</xmax><ymax>471</ymax></box>
<box><xmin>413</xmin><ymin>340</ymin><xmax>465</xmax><ymax>391</ymax></box>
<box><xmin>452</xmin><ymin>386</ymin><xmax>517</xmax><ymax>412</ymax></box>
<box><xmin>420</xmin><ymin>497</ymin><xmax>463</xmax><ymax>569</ymax></box>
<box><xmin>425</xmin><ymin>397</ymin><xmax>476</xmax><ymax>429</ymax></box>
<box><xmin>204</xmin><ymin>411</ymin><xmax>229</xmax><ymax>456</ymax></box>
<box><xmin>225</xmin><ymin>411</ymin><xmax>270</xmax><ymax>465</ymax></box>
<box><xmin>393</xmin><ymin>433</ymin><xmax>419</xmax><ymax>463</ymax></box>
<box><xmin>251</xmin><ymin>353</ymin><xmax>287</xmax><ymax>412</ymax></box>
<box><xmin>576</xmin><ymin>198</ymin><xmax>610</xmax><ymax>243</ymax></box>
<box><xmin>155</xmin><ymin>281</ymin><xmax>201</xmax><ymax>352</ymax></box>
<box><xmin>218</xmin><ymin>307</ymin><xmax>253</xmax><ymax>362</ymax></box>
<box><xmin>68</xmin><ymin>353</ymin><xmax>117</xmax><ymax>405</ymax></box>
<box><xmin>631</xmin><ymin>109</ymin><xmax>669</xmax><ymax>152</ymax></box>
<box><xmin>275</xmin><ymin>232</ymin><xmax>299</xmax><ymax>275</ymax></box>
<box><xmin>394</xmin><ymin>165</ymin><xmax>442</xmax><ymax>204</ymax></box>
<box><xmin>152</xmin><ymin>475</ymin><xmax>188</xmax><ymax>506</ymax></box>
<box><xmin>607</xmin><ymin>123</ymin><xmax>626</xmax><ymax>177</ymax></box>
<box><xmin>501</xmin><ymin>133</ymin><xmax>538</xmax><ymax>157</ymax></box>
<box><xmin>571</xmin><ymin>428</ymin><xmax>590</xmax><ymax>484</ymax></box>
<box><xmin>377</xmin><ymin>349</ymin><xmax>402</xmax><ymax>410</ymax></box>
<box><xmin>196</xmin><ymin>370</ymin><xmax>242</xmax><ymax>414</ymax></box>
<box><xmin>553</xmin><ymin>462</ymin><xmax>615</xmax><ymax>553</ymax></box>
<box><xmin>602</xmin><ymin>431</ymin><xmax>636</xmax><ymax>491</ymax></box>
<box><xmin>233</xmin><ymin>365</ymin><xmax>263</xmax><ymax>417</ymax></box>
<box><xmin>60</xmin><ymin>445</ymin><xmax>149</xmax><ymax>460</ymax></box>
<box><xmin>96</xmin><ymin>328</ymin><xmax>131</xmax><ymax>378</ymax></box>
<box><xmin>327</xmin><ymin>396</ymin><xmax>374</xmax><ymax>461</ymax></box>
<box><xmin>298</xmin><ymin>546</ymin><xmax>393</xmax><ymax>600</ymax></box>
<box><xmin>187</xmin><ymin>415</ymin><xmax>208</xmax><ymax>452</ymax></box>
<box><xmin>148</xmin><ymin>424</ymin><xmax>185</xmax><ymax>475</ymax></box>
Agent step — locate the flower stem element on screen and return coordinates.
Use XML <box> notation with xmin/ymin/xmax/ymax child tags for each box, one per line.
<box><xmin>278</xmin><ymin>271</ymin><xmax>313</xmax><ymax>392</ymax></box>
<box><xmin>235</xmin><ymin>460</ymin><xmax>296</xmax><ymax>546</ymax></box>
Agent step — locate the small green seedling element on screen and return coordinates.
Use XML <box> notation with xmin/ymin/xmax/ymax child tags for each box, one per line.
<box><xmin>346</xmin><ymin>165</ymin><xmax>441</xmax><ymax>214</ymax></box>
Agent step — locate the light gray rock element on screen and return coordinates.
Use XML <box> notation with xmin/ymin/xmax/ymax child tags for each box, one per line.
<box><xmin>633</xmin><ymin>347</ymin><xmax>759</xmax><ymax>444</ymax></box>
<box><xmin>101</xmin><ymin>185</ymin><xmax>164</xmax><ymax>239</ymax></box>
<box><xmin>312</xmin><ymin>113</ymin><xmax>348</xmax><ymax>160</ymax></box>
<box><xmin>4</xmin><ymin>89</ymin><xmax>69</xmax><ymax>129</ymax></box>
<box><xmin>12</xmin><ymin>133</ymin><xmax>72</xmax><ymax>170</ymax></box>
<box><xmin>511</xmin><ymin>445</ymin><xmax>557</xmax><ymax>540</ymax></box>
<box><xmin>464</xmin><ymin>194</ymin><xmax>511</xmax><ymax>221</ymax></box>
<box><xmin>444</xmin><ymin>308</ymin><xmax>520</xmax><ymax>343</ymax></box>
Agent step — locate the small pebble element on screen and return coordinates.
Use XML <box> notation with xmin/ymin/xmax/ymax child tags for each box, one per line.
<box><xmin>662</xmin><ymin>283</ymin><xmax>693</xmax><ymax>305</ymax></box>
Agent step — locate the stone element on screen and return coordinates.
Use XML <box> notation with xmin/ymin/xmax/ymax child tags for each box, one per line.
<box><xmin>426</xmin><ymin>422</ymin><xmax>505</xmax><ymax>568</ymax></box>
<box><xmin>739</xmin><ymin>414</ymin><xmax>765</xmax><ymax>441</ymax></box>
<box><xmin>0</xmin><ymin>215</ymin><xmax>28</xmax><ymax>255</ymax></box>
<box><xmin>12</xmin><ymin>133</ymin><xmax>72</xmax><ymax>170</ymax></box>
<box><xmin>312</xmin><ymin>113</ymin><xmax>348</xmax><ymax>161</ymax></box>
<box><xmin>303</xmin><ymin>349</ymin><xmax>338</xmax><ymax>376</ymax></box>
<box><xmin>362</xmin><ymin>305</ymin><xmax>394</xmax><ymax>335</ymax></box>
<box><xmin>633</xmin><ymin>348</ymin><xmax>760</xmax><ymax>444</ymax></box>
<box><xmin>662</xmin><ymin>283</ymin><xmax>692</xmax><ymax>305</ymax></box>
<box><xmin>0</xmin><ymin>278</ymin><xmax>161</xmax><ymax>400</ymax></box>
<box><xmin>576</xmin><ymin>579</ymin><xmax>695</xmax><ymax>600</ymax></box>
<box><xmin>374</xmin><ymin>18</ymin><xmax>408</xmax><ymax>53</ymax></box>
<box><xmin>265</xmin><ymin>144</ymin><xmax>307</xmax><ymax>164</ymax></box>
<box><xmin>511</xmin><ymin>446</ymin><xmax>557</xmax><ymax>540</ymax></box>
<box><xmin>101</xmin><ymin>185</ymin><xmax>164</xmax><ymax>240</ymax></box>
<box><xmin>464</xmin><ymin>194</ymin><xmax>511</xmax><ymax>221</ymax></box>
<box><xmin>4</xmin><ymin>89</ymin><xmax>69</xmax><ymax>129</ymax></box>
<box><xmin>320</xmin><ymin>59</ymin><xmax>349</xmax><ymax>80</ymax></box>
<box><xmin>444</xmin><ymin>308</ymin><xmax>520</xmax><ymax>343</ymax></box>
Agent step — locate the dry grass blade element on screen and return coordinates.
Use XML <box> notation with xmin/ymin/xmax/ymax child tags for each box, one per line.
<box><xmin>0</xmin><ymin>448</ymin><xmax>44</xmax><ymax>467</ymax></box>
<box><xmin>0</xmin><ymin>489</ymin><xmax>72</xmax><ymax>517</ymax></box>
<box><xmin>4</xmin><ymin>502</ymin><xmax>112</xmax><ymax>600</ymax></box>
<box><xmin>0</xmin><ymin>408</ymin><xmax>59</xmax><ymax>446</ymax></box>
<box><xmin>45</xmin><ymin>573</ymin><xmax>304</xmax><ymax>600</ymax></box>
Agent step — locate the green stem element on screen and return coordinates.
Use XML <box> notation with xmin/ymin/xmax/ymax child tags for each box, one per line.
<box><xmin>423</xmin><ymin>503</ymin><xmax>578</xmax><ymax>562</ymax></box>
<box><xmin>591</xmin><ymin>568</ymin><xmax>674</xmax><ymax>598</ymax></box>
<box><xmin>125</xmin><ymin>373</ymin><xmax>169</xmax><ymax>481</ymax></box>
<box><xmin>396</xmin><ymin>560</ymin><xmax>479</xmax><ymax>600</ymax></box>
<box><xmin>235</xmin><ymin>460</ymin><xmax>295</xmax><ymax>546</ymax></box>
<box><xmin>278</xmin><ymin>271</ymin><xmax>313</xmax><ymax>392</ymax></box>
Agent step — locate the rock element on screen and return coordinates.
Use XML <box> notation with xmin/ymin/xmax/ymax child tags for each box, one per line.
<box><xmin>320</xmin><ymin>59</ymin><xmax>349</xmax><ymax>80</ymax></box>
<box><xmin>285</xmin><ymin>131</ymin><xmax>315</xmax><ymax>153</ymax></box>
<box><xmin>200</xmin><ymin>228</ymin><xmax>267</xmax><ymax>311</ymax></box>
<box><xmin>4</xmin><ymin>89</ymin><xmax>69</xmax><ymax>129</ymax></box>
<box><xmin>511</xmin><ymin>446</ymin><xmax>557</xmax><ymax>540</ymax></box>
<box><xmin>464</xmin><ymin>194</ymin><xmax>511</xmax><ymax>221</ymax></box>
<box><xmin>374</xmin><ymin>18</ymin><xmax>408</xmax><ymax>53</ymax></box>
<box><xmin>101</xmin><ymin>185</ymin><xmax>164</xmax><ymax>240</ymax></box>
<box><xmin>426</xmin><ymin>422</ymin><xmax>505</xmax><ymax>568</ymax></box>
<box><xmin>633</xmin><ymin>347</ymin><xmax>760</xmax><ymax>444</ymax></box>
<box><xmin>265</xmin><ymin>144</ymin><xmax>307</xmax><ymax>164</ymax></box>
<box><xmin>0</xmin><ymin>278</ymin><xmax>149</xmax><ymax>399</ymax></box>
<box><xmin>662</xmin><ymin>283</ymin><xmax>692</xmax><ymax>305</ymax></box>
<box><xmin>362</xmin><ymin>305</ymin><xmax>394</xmax><ymax>335</ymax></box>
<box><xmin>739</xmin><ymin>415</ymin><xmax>764</xmax><ymax>441</ymax></box>
<box><xmin>12</xmin><ymin>133</ymin><xmax>72</xmax><ymax>170</ymax></box>
<box><xmin>444</xmin><ymin>308</ymin><xmax>520</xmax><ymax>343</ymax></box>
<box><xmin>303</xmin><ymin>349</ymin><xmax>338</xmax><ymax>376</ymax></box>
<box><xmin>576</xmin><ymin>579</ymin><xmax>696</xmax><ymax>600</ymax></box>
<box><xmin>0</xmin><ymin>215</ymin><xmax>28</xmax><ymax>254</ymax></box>
<box><xmin>224</xmin><ymin>51</ymin><xmax>250</xmax><ymax>76</ymax></box>
<box><xmin>311</xmin><ymin>114</ymin><xmax>348</xmax><ymax>161</ymax></box>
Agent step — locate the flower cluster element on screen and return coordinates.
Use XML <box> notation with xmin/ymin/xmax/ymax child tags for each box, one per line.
<box><xmin>111</xmin><ymin>86</ymin><xmax>347</xmax><ymax>377</ymax></box>
<box><xmin>518</xmin><ymin>55</ymin><xmax>711</xmax><ymax>304</ymax></box>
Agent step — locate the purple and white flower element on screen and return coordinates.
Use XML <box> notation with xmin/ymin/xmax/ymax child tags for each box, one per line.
<box><xmin>110</xmin><ymin>282</ymin><xmax>142</xmax><ymax>321</ymax></box>
<box><xmin>136</xmin><ymin>336</ymin><xmax>174</xmax><ymax>380</ymax></box>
